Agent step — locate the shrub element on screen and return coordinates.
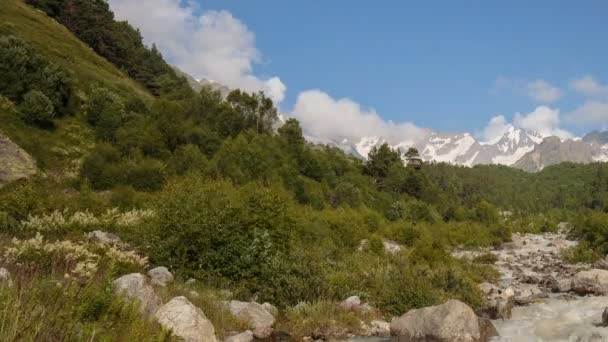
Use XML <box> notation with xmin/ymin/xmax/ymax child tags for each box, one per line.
<box><xmin>472</xmin><ymin>253</ymin><xmax>499</xmax><ymax>264</ymax></box>
<box><xmin>19</xmin><ymin>90</ymin><xmax>54</xmax><ymax>125</ymax></box>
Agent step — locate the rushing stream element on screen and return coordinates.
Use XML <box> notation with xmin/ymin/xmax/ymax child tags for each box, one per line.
<box><xmin>491</xmin><ymin>295</ymin><xmax>608</xmax><ymax>342</ymax></box>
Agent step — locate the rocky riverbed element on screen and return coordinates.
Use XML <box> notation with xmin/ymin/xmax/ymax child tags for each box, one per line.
<box><xmin>455</xmin><ymin>228</ymin><xmax>608</xmax><ymax>341</ymax></box>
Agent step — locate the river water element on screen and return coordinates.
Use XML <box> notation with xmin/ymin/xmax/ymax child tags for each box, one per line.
<box><xmin>491</xmin><ymin>295</ymin><xmax>608</xmax><ymax>342</ymax></box>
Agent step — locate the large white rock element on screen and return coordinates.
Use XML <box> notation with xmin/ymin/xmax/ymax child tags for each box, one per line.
<box><xmin>225</xmin><ymin>330</ymin><xmax>254</xmax><ymax>342</ymax></box>
<box><xmin>228</xmin><ymin>301</ymin><xmax>275</xmax><ymax>339</ymax></box>
<box><xmin>340</xmin><ymin>295</ymin><xmax>361</xmax><ymax>310</ymax></box>
<box><xmin>390</xmin><ymin>299</ymin><xmax>497</xmax><ymax>342</ymax></box>
<box><xmin>155</xmin><ymin>296</ymin><xmax>216</xmax><ymax>342</ymax></box>
<box><xmin>148</xmin><ymin>266</ymin><xmax>174</xmax><ymax>287</ymax></box>
<box><xmin>113</xmin><ymin>273</ymin><xmax>161</xmax><ymax>316</ymax></box>
<box><xmin>572</xmin><ymin>269</ymin><xmax>608</xmax><ymax>295</ymax></box>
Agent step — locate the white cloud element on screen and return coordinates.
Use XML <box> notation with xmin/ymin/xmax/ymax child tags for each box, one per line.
<box><xmin>480</xmin><ymin>106</ymin><xmax>573</xmax><ymax>141</ymax></box>
<box><xmin>570</xmin><ymin>75</ymin><xmax>608</xmax><ymax>97</ymax></box>
<box><xmin>292</xmin><ymin>90</ymin><xmax>428</xmax><ymax>143</ymax></box>
<box><xmin>567</xmin><ymin>101</ymin><xmax>608</xmax><ymax>125</ymax></box>
<box><xmin>526</xmin><ymin>80</ymin><xmax>562</xmax><ymax>103</ymax></box>
<box><xmin>514</xmin><ymin>106</ymin><xmax>572</xmax><ymax>138</ymax></box>
<box><xmin>492</xmin><ymin>77</ymin><xmax>562</xmax><ymax>103</ymax></box>
<box><xmin>107</xmin><ymin>0</ymin><xmax>286</xmax><ymax>105</ymax></box>
<box><xmin>480</xmin><ymin>115</ymin><xmax>513</xmax><ymax>142</ymax></box>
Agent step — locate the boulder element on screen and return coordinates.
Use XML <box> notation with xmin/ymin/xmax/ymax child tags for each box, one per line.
<box><xmin>390</xmin><ymin>299</ymin><xmax>498</xmax><ymax>342</ymax></box>
<box><xmin>369</xmin><ymin>320</ymin><xmax>390</xmax><ymax>337</ymax></box>
<box><xmin>113</xmin><ymin>273</ymin><xmax>161</xmax><ymax>316</ymax></box>
<box><xmin>155</xmin><ymin>296</ymin><xmax>216</xmax><ymax>342</ymax></box>
<box><xmin>0</xmin><ymin>132</ymin><xmax>36</xmax><ymax>188</ymax></box>
<box><xmin>87</xmin><ymin>230</ymin><xmax>121</xmax><ymax>244</ymax></box>
<box><xmin>554</xmin><ymin>279</ymin><xmax>572</xmax><ymax>293</ymax></box>
<box><xmin>572</xmin><ymin>269</ymin><xmax>608</xmax><ymax>295</ymax></box>
<box><xmin>148</xmin><ymin>266</ymin><xmax>174</xmax><ymax>287</ymax></box>
<box><xmin>340</xmin><ymin>296</ymin><xmax>361</xmax><ymax>310</ymax></box>
<box><xmin>261</xmin><ymin>302</ymin><xmax>279</xmax><ymax>317</ymax></box>
<box><xmin>594</xmin><ymin>257</ymin><xmax>608</xmax><ymax>270</ymax></box>
<box><xmin>478</xmin><ymin>282</ymin><xmax>496</xmax><ymax>296</ymax></box>
<box><xmin>228</xmin><ymin>301</ymin><xmax>275</xmax><ymax>339</ymax></box>
<box><xmin>225</xmin><ymin>330</ymin><xmax>254</xmax><ymax>342</ymax></box>
<box><xmin>478</xmin><ymin>296</ymin><xmax>513</xmax><ymax>320</ymax></box>
<box><xmin>0</xmin><ymin>267</ymin><xmax>12</xmax><ymax>287</ymax></box>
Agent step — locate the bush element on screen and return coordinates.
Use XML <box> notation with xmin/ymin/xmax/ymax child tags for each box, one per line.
<box><xmin>86</xmin><ymin>88</ymin><xmax>125</xmax><ymax>141</ymax></box>
<box><xmin>19</xmin><ymin>90</ymin><xmax>55</xmax><ymax>125</ymax></box>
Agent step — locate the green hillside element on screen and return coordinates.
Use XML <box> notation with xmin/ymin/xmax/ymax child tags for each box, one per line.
<box><xmin>3</xmin><ymin>0</ymin><xmax>608</xmax><ymax>340</ymax></box>
<box><xmin>0</xmin><ymin>0</ymin><xmax>150</xmax><ymax>98</ymax></box>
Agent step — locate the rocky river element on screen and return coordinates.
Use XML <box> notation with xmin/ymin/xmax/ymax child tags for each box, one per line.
<box><xmin>455</xmin><ymin>229</ymin><xmax>608</xmax><ymax>341</ymax></box>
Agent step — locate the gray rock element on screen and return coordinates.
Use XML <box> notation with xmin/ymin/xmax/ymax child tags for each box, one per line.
<box><xmin>573</xmin><ymin>269</ymin><xmax>608</xmax><ymax>295</ymax></box>
<box><xmin>228</xmin><ymin>301</ymin><xmax>275</xmax><ymax>339</ymax></box>
<box><xmin>603</xmin><ymin>307</ymin><xmax>608</xmax><ymax>327</ymax></box>
<box><xmin>155</xmin><ymin>296</ymin><xmax>217</xmax><ymax>342</ymax></box>
<box><xmin>0</xmin><ymin>267</ymin><xmax>12</xmax><ymax>287</ymax></box>
<box><xmin>225</xmin><ymin>330</ymin><xmax>254</xmax><ymax>342</ymax></box>
<box><xmin>113</xmin><ymin>273</ymin><xmax>161</xmax><ymax>316</ymax></box>
<box><xmin>0</xmin><ymin>132</ymin><xmax>36</xmax><ymax>188</ymax></box>
<box><xmin>340</xmin><ymin>296</ymin><xmax>361</xmax><ymax>310</ymax></box>
<box><xmin>87</xmin><ymin>230</ymin><xmax>121</xmax><ymax>244</ymax></box>
<box><xmin>390</xmin><ymin>299</ymin><xmax>497</xmax><ymax>342</ymax></box>
<box><xmin>148</xmin><ymin>266</ymin><xmax>174</xmax><ymax>287</ymax></box>
<box><xmin>594</xmin><ymin>257</ymin><xmax>608</xmax><ymax>270</ymax></box>
<box><xmin>369</xmin><ymin>320</ymin><xmax>390</xmax><ymax>337</ymax></box>
<box><xmin>261</xmin><ymin>302</ymin><xmax>278</xmax><ymax>317</ymax></box>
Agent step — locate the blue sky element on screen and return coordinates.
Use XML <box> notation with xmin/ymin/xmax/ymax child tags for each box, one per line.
<box><xmin>108</xmin><ymin>0</ymin><xmax>608</xmax><ymax>140</ymax></box>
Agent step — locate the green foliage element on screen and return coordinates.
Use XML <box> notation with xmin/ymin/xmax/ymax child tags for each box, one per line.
<box><xmin>25</xmin><ymin>0</ymin><xmax>189</xmax><ymax>96</ymax></box>
<box><xmin>0</xmin><ymin>35</ymin><xmax>72</xmax><ymax>114</ymax></box>
<box><xmin>19</xmin><ymin>90</ymin><xmax>55</xmax><ymax>125</ymax></box>
<box><xmin>86</xmin><ymin>87</ymin><xmax>126</xmax><ymax>141</ymax></box>
<box><xmin>363</xmin><ymin>143</ymin><xmax>402</xmax><ymax>187</ymax></box>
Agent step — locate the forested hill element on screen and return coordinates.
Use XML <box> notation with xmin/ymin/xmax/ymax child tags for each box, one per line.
<box><xmin>2</xmin><ymin>0</ymin><xmax>608</xmax><ymax>340</ymax></box>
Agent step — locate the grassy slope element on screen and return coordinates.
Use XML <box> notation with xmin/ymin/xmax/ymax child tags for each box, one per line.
<box><xmin>0</xmin><ymin>0</ymin><xmax>150</xmax><ymax>98</ymax></box>
<box><xmin>0</xmin><ymin>0</ymin><xmax>152</xmax><ymax>172</ymax></box>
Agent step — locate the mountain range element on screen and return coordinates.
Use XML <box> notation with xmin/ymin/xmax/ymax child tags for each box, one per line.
<box><xmin>185</xmin><ymin>75</ymin><xmax>607</xmax><ymax>172</ymax></box>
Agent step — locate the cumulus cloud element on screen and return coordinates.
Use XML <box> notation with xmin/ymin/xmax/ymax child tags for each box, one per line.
<box><xmin>292</xmin><ymin>90</ymin><xmax>428</xmax><ymax>143</ymax></box>
<box><xmin>526</xmin><ymin>80</ymin><xmax>562</xmax><ymax>103</ymax></box>
<box><xmin>566</xmin><ymin>76</ymin><xmax>608</xmax><ymax>125</ymax></box>
<box><xmin>492</xmin><ymin>77</ymin><xmax>562</xmax><ymax>103</ymax></box>
<box><xmin>514</xmin><ymin>106</ymin><xmax>572</xmax><ymax>138</ymax></box>
<box><xmin>481</xmin><ymin>106</ymin><xmax>572</xmax><ymax>141</ymax></box>
<box><xmin>567</xmin><ymin>101</ymin><xmax>608</xmax><ymax>125</ymax></box>
<box><xmin>480</xmin><ymin>115</ymin><xmax>513</xmax><ymax>142</ymax></box>
<box><xmin>570</xmin><ymin>75</ymin><xmax>608</xmax><ymax>97</ymax></box>
<box><xmin>107</xmin><ymin>0</ymin><xmax>286</xmax><ymax>104</ymax></box>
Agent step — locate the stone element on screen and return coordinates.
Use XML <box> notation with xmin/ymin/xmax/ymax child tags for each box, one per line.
<box><xmin>0</xmin><ymin>267</ymin><xmax>12</xmax><ymax>287</ymax></box>
<box><xmin>225</xmin><ymin>330</ymin><xmax>254</xmax><ymax>342</ymax></box>
<box><xmin>0</xmin><ymin>132</ymin><xmax>36</xmax><ymax>188</ymax></box>
<box><xmin>262</xmin><ymin>302</ymin><xmax>279</xmax><ymax>317</ymax></box>
<box><xmin>602</xmin><ymin>307</ymin><xmax>608</xmax><ymax>327</ymax></box>
<box><xmin>87</xmin><ymin>230</ymin><xmax>121</xmax><ymax>244</ymax></box>
<box><xmin>228</xmin><ymin>301</ymin><xmax>275</xmax><ymax>339</ymax></box>
<box><xmin>340</xmin><ymin>296</ymin><xmax>361</xmax><ymax>310</ymax></box>
<box><xmin>113</xmin><ymin>273</ymin><xmax>161</xmax><ymax>316</ymax></box>
<box><xmin>478</xmin><ymin>282</ymin><xmax>496</xmax><ymax>295</ymax></box>
<box><xmin>594</xmin><ymin>257</ymin><xmax>608</xmax><ymax>270</ymax></box>
<box><xmin>572</xmin><ymin>269</ymin><xmax>608</xmax><ymax>295</ymax></box>
<box><xmin>556</xmin><ymin>279</ymin><xmax>572</xmax><ymax>293</ymax></box>
<box><xmin>390</xmin><ymin>299</ymin><xmax>497</xmax><ymax>342</ymax></box>
<box><xmin>369</xmin><ymin>320</ymin><xmax>390</xmax><ymax>337</ymax></box>
<box><xmin>155</xmin><ymin>296</ymin><xmax>217</xmax><ymax>342</ymax></box>
<box><xmin>148</xmin><ymin>266</ymin><xmax>174</xmax><ymax>287</ymax></box>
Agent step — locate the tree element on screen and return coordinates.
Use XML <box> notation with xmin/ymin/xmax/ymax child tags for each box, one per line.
<box><xmin>227</xmin><ymin>90</ymin><xmax>278</xmax><ymax>134</ymax></box>
<box><xmin>363</xmin><ymin>143</ymin><xmax>402</xmax><ymax>187</ymax></box>
<box><xmin>405</xmin><ymin>147</ymin><xmax>423</xmax><ymax>169</ymax></box>
<box><xmin>19</xmin><ymin>90</ymin><xmax>55</xmax><ymax>126</ymax></box>
<box><xmin>86</xmin><ymin>88</ymin><xmax>125</xmax><ymax>141</ymax></box>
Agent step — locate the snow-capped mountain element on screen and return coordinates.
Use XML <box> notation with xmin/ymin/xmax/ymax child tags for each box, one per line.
<box><xmin>310</xmin><ymin>127</ymin><xmax>608</xmax><ymax>171</ymax></box>
<box><xmin>316</xmin><ymin>127</ymin><xmax>548</xmax><ymax>167</ymax></box>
